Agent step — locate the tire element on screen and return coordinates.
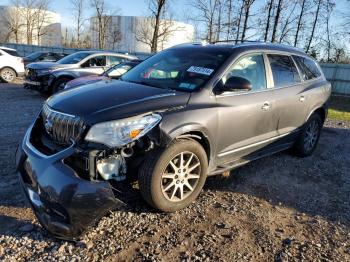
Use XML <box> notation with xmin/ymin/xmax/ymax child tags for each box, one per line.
<box><xmin>0</xmin><ymin>67</ymin><xmax>16</xmax><ymax>83</ymax></box>
<box><xmin>138</xmin><ymin>139</ymin><xmax>208</xmax><ymax>212</ymax></box>
<box><xmin>293</xmin><ymin>113</ymin><xmax>323</xmax><ymax>157</ymax></box>
<box><xmin>52</xmin><ymin>78</ymin><xmax>71</xmax><ymax>94</ymax></box>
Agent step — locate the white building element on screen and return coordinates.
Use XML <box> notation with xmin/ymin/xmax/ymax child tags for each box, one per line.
<box><xmin>90</xmin><ymin>15</ymin><xmax>194</xmax><ymax>53</ymax></box>
<box><xmin>0</xmin><ymin>5</ymin><xmax>61</xmax><ymax>46</ymax></box>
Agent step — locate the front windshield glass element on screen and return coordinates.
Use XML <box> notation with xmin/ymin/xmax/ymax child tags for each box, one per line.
<box><xmin>106</xmin><ymin>63</ymin><xmax>133</xmax><ymax>78</ymax></box>
<box><xmin>57</xmin><ymin>52</ymin><xmax>91</xmax><ymax>64</ymax></box>
<box><xmin>121</xmin><ymin>48</ymin><xmax>231</xmax><ymax>92</ymax></box>
<box><xmin>25</xmin><ymin>52</ymin><xmax>42</xmax><ymax>60</ymax></box>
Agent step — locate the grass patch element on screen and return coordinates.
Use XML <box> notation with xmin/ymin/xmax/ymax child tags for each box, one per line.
<box><xmin>328</xmin><ymin>95</ymin><xmax>350</xmax><ymax>121</ymax></box>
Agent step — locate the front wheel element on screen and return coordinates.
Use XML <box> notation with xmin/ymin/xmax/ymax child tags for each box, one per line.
<box><xmin>52</xmin><ymin>78</ymin><xmax>71</xmax><ymax>94</ymax></box>
<box><xmin>0</xmin><ymin>67</ymin><xmax>16</xmax><ymax>83</ymax></box>
<box><xmin>293</xmin><ymin>113</ymin><xmax>323</xmax><ymax>157</ymax></box>
<box><xmin>138</xmin><ymin>139</ymin><xmax>208</xmax><ymax>212</ymax></box>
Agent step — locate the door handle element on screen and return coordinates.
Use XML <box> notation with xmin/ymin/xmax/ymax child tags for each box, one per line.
<box><xmin>261</xmin><ymin>102</ymin><xmax>271</xmax><ymax>111</ymax></box>
<box><xmin>299</xmin><ymin>96</ymin><xmax>306</xmax><ymax>102</ymax></box>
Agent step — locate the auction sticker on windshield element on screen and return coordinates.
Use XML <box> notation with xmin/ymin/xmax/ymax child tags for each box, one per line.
<box><xmin>187</xmin><ymin>66</ymin><xmax>214</xmax><ymax>76</ymax></box>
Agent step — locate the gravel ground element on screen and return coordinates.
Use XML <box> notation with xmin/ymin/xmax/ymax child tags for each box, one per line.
<box><xmin>0</xmin><ymin>83</ymin><xmax>349</xmax><ymax>261</ymax></box>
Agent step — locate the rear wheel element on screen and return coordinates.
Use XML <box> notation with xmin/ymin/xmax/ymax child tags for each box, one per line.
<box><xmin>293</xmin><ymin>113</ymin><xmax>322</xmax><ymax>157</ymax></box>
<box><xmin>0</xmin><ymin>67</ymin><xmax>16</xmax><ymax>83</ymax></box>
<box><xmin>138</xmin><ymin>139</ymin><xmax>208</xmax><ymax>212</ymax></box>
<box><xmin>52</xmin><ymin>78</ymin><xmax>71</xmax><ymax>94</ymax></box>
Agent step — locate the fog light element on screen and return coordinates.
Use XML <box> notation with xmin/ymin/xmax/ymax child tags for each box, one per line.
<box><xmin>96</xmin><ymin>156</ymin><xmax>126</xmax><ymax>181</ymax></box>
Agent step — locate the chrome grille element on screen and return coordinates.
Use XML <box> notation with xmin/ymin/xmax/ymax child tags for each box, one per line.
<box><xmin>41</xmin><ymin>104</ymin><xmax>85</xmax><ymax>145</ymax></box>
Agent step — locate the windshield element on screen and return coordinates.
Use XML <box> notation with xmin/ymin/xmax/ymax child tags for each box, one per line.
<box><xmin>57</xmin><ymin>52</ymin><xmax>91</xmax><ymax>64</ymax></box>
<box><xmin>121</xmin><ymin>48</ymin><xmax>231</xmax><ymax>92</ymax></box>
<box><xmin>25</xmin><ymin>52</ymin><xmax>43</xmax><ymax>60</ymax></box>
<box><xmin>105</xmin><ymin>63</ymin><xmax>134</xmax><ymax>78</ymax></box>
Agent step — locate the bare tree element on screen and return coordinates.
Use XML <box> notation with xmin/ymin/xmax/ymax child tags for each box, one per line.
<box><xmin>240</xmin><ymin>0</ymin><xmax>256</xmax><ymax>42</ymax></box>
<box><xmin>294</xmin><ymin>0</ymin><xmax>307</xmax><ymax>46</ymax></box>
<box><xmin>189</xmin><ymin>0</ymin><xmax>221</xmax><ymax>43</ymax></box>
<box><xmin>305</xmin><ymin>0</ymin><xmax>322</xmax><ymax>53</ymax></box>
<box><xmin>264</xmin><ymin>0</ymin><xmax>274</xmax><ymax>42</ymax></box>
<box><xmin>135</xmin><ymin>14</ymin><xmax>182</xmax><ymax>52</ymax></box>
<box><xmin>35</xmin><ymin>0</ymin><xmax>52</xmax><ymax>45</ymax></box>
<box><xmin>271</xmin><ymin>0</ymin><xmax>283</xmax><ymax>42</ymax></box>
<box><xmin>1</xmin><ymin>1</ymin><xmax>23</xmax><ymax>43</ymax></box>
<box><xmin>278</xmin><ymin>1</ymin><xmax>298</xmax><ymax>43</ymax></box>
<box><xmin>235</xmin><ymin>0</ymin><xmax>244</xmax><ymax>43</ymax></box>
<box><xmin>90</xmin><ymin>0</ymin><xmax>114</xmax><ymax>49</ymax></box>
<box><xmin>148</xmin><ymin>0</ymin><xmax>167</xmax><ymax>52</ymax></box>
<box><xmin>70</xmin><ymin>0</ymin><xmax>85</xmax><ymax>48</ymax></box>
<box><xmin>135</xmin><ymin>0</ymin><xmax>184</xmax><ymax>52</ymax></box>
<box><xmin>109</xmin><ymin>25</ymin><xmax>122</xmax><ymax>50</ymax></box>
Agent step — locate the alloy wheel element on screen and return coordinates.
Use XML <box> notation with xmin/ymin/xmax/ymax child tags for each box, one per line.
<box><xmin>161</xmin><ymin>151</ymin><xmax>201</xmax><ymax>202</ymax></box>
<box><xmin>304</xmin><ymin>120</ymin><xmax>319</xmax><ymax>151</ymax></box>
<box><xmin>1</xmin><ymin>69</ymin><xmax>15</xmax><ymax>82</ymax></box>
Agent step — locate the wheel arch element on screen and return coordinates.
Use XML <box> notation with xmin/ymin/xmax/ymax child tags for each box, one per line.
<box><xmin>307</xmin><ymin>105</ymin><xmax>327</xmax><ymax>124</ymax></box>
<box><xmin>168</xmin><ymin>126</ymin><xmax>212</xmax><ymax>164</ymax></box>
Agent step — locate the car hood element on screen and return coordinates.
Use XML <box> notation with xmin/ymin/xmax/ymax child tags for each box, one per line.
<box><xmin>47</xmin><ymin>80</ymin><xmax>191</xmax><ymax>124</ymax></box>
<box><xmin>26</xmin><ymin>62</ymin><xmax>75</xmax><ymax>70</ymax></box>
<box><xmin>65</xmin><ymin>75</ymin><xmax>108</xmax><ymax>89</ymax></box>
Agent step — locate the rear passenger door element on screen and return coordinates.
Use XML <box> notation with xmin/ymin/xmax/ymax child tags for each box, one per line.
<box><xmin>266</xmin><ymin>53</ymin><xmax>308</xmax><ymax>135</ymax></box>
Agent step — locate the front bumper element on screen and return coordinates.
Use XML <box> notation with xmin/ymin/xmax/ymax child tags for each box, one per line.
<box><xmin>16</xmin><ymin>125</ymin><xmax>124</xmax><ymax>240</ymax></box>
<box><xmin>23</xmin><ymin>74</ymin><xmax>53</xmax><ymax>92</ymax></box>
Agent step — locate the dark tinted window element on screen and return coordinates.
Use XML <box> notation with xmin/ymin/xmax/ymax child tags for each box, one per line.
<box><xmin>226</xmin><ymin>54</ymin><xmax>267</xmax><ymax>91</ymax></box>
<box><xmin>1</xmin><ymin>49</ymin><xmax>20</xmax><ymax>57</ymax></box>
<box><xmin>268</xmin><ymin>54</ymin><xmax>300</xmax><ymax>87</ymax></box>
<box><xmin>293</xmin><ymin>56</ymin><xmax>321</xmax><ymax>80</ymax></box>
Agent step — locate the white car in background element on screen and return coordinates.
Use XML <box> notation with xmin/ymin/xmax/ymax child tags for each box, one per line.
<box><xmin>0</xmin><ymin>46</ymin><xmax>25</xmax><ymax>83</ymax></box>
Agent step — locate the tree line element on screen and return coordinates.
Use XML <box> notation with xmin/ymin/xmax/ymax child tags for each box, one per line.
<box><xmin>1</xmin><ymin>0</ymin><xmax>349</xmax><ymax>62</ymax></box>
<box><xmin>187</xmin><ymin>0</ymin><xmax>349</xmax><ymax>62</ymax></box>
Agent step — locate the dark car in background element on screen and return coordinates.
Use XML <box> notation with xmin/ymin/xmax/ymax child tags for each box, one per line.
<box><xmin>16</xmin><ymin>42</ymin><xmax>331</xmax><ymax>239</ymax></box>
<box><xmin>23</xmin><ymin>51</ymin><xmax>67</xmax><ymax>66</ymax></box>
<box><xmin>64</xmin><ymin>59</ymin><xmax>143</xmax><ymax>90</ymax></box>
<box><xmin>24</xmin><ymin>51</ymin><xmax>138</xmax><ymax>94</ymax></box>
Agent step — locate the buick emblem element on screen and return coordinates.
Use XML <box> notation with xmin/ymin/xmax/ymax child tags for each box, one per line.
<box><xmin>44</xmin><ymin>118</ymin><xmax>53</xmax><ymax>134</ymax></box>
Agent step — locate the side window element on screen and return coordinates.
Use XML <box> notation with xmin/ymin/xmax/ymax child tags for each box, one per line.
<box><xmin>268</xmin><ymin>54</ymin><xmax>301</xmax><ymax>87</ymax></box>
<box><xmin>293</xmin><ymin>56</ymin><xmax>321</xmax><ymax>80</ymax></box>
<box><xmin>108</xmin><ymin>56</ymin><xmax>124</xmax><ymax>66</ymax></box>
<box><xmin>225</xmin><ymin>54</ymin><xmax>267</xmax><ymax>91</ymax></box>
<box><xmin>83</xmin><ymin>56</ymin><xmax>106</xmax><ymax>67</ymax></box>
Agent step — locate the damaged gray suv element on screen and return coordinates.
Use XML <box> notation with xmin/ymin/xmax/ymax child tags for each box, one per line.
<box><xmin>16</xmin><ymin>42</ymin><xmax>331</xmax><ymax>239</ymax></box>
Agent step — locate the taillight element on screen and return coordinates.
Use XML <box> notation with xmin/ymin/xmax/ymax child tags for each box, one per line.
<box><xmin>17</xmin><ymin>57</ymin><xmax>23</xmax><ymax>63</ymax></box>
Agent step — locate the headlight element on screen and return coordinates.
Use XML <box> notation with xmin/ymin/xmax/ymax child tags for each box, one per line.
<box><xmin>85</xmin><ymin>114</ymin><xmax>162</xmax><ymax>147</ymax></box>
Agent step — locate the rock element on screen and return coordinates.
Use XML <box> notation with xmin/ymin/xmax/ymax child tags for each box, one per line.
<box><xmin>86</xmin><ymin>241</ymin><xmax>94</xmax><ymax>250</ymax></box>
<box><xmin>58</xmin><ymin>244</ymin><xmax>66</xmax><ymax>254</ymax></box>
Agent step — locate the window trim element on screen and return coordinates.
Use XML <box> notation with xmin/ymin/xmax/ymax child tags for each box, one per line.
<box><xmin>213</xmin><ymin>52</ymin><xmax>273</xmax><ymax>98</ymax></box>
<box><xmin>292</xmin><ymin>55</ymin><xmax>323</xmax><ymax>83</ymax></box>
<box><xmin>266</xmin><ymin>53</ymin><xmax>303</xmax><ymax>89</ymax></box>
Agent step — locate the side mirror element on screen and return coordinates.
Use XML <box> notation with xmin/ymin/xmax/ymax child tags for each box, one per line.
<box><xmin>216</xmin><ymin>76</ymin><xmax>252</xmax><ymax>94</ymax></box>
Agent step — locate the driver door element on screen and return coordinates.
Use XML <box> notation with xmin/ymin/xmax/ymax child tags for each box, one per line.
<box><xmin>215</xmin><ymin>53</ymin><xmax>279</xmax><ymax>164</ymax></box>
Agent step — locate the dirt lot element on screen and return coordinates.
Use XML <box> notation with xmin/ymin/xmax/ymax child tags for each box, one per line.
<box><xmin>0</xmin><ymin>83</ymin><xmax>349</xmax><ymax>261</ymax></box>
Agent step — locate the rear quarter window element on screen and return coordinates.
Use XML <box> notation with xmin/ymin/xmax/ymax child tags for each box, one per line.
<box><xmin>267</xmin><ymin>54</ymin><xmax>301</xmax><ymax>87</ymax></box>
<box><xmin>1</xmin><ymin>49</ymin><xmax>20</xmax><ymax>57</ymax></box>
<box><xmin>293</xmin><ymin>56</ymin><xmax>321</xmax><ymax>80</ymax></box>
